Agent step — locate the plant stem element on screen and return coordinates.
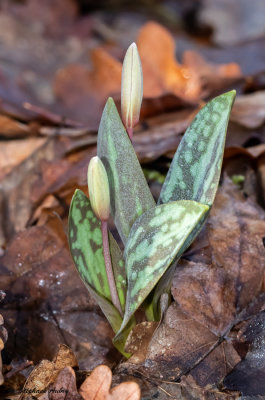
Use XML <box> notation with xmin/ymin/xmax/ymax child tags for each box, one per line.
<box><xmin>101</xmin><ymin>220</ymin><xmax>123</xmax><ymax>316</ymax></box>
<box><xmin>127</xmin><ymin>127</ymin><xmax>133</xmax><ymax>140</ymax></box>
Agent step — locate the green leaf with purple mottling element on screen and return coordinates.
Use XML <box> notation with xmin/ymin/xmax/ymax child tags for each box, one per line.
<box><xmin>115</xmin><ymin>200</ymin><xmax>209</xmax><ymax>339</ymax></box>
<box><xmin>159</xmin><ymin>90</ymin><xmax>236</xmax><ymax>206</ymax></box>
<box><xmin>150</xmin><ymin>91</ymin><xmax>236</xmax><ymax>320</ymax></box>
<box><xmin>68</xmin><ymin>189</ymin><xmax>134</xmax><ymax>356</ymax></box>
<box><xmin>97</xmin><ymin>98</ymin><xmax>155</xmax><ymax>244</ymax></box>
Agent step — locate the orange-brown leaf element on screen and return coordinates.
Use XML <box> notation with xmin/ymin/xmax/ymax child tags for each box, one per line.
<box><xmin>80</xmin><ymin>365</ymin><xmax>140</xmax><ymax>400</ymax></box>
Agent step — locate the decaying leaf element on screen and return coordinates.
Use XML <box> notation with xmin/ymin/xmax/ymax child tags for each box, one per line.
<box><xmin>124</xmin><ymin>321</ymin><xmax>158</xmax><ymax>364</ymax></box>
<box><xmin>224</xmin><ymin>311</ymin><xmax>265</xmax><ymax>396</ymax></box>
<box><xmin>231</xmin><ymin>90</ymin><xmax>265</xmax><ymax>129</ymax></box>
<box><xmin>53</xmin><ymin>48</ymin><xmax>122</xmax><ymax>129</ymax></box>
<box><xmin>199</xmin><ymin>0</ymin><xmax>265</xmax><ymax>46</ymax></box>
<box><xmin>145</xmin><ymin>302</ymin><xmax>219</xmax><ymax>380</ymax></box>
<box><xmin>0</xmin><ymin>115</ymin><xmax>32</xmax><ymax>138</ymax></box>
<box><xmin>19</xmin><ymin>345</ymin><xmax>77</xmax><ymax>399</ymax></box>
<box><xmin>0</xmin><ymin>216</ymin><xmax>116</xmax><ymax>367</ymax></box>
<box><xmin>80</xmin><ymin>364</ymin><xmax>141</xmax><ymax>400</ymax></box>
<box><xmin>39</xmin><ymin>367</ymin><xmax>82</xmax><ymax>400</ymax></box>
<box><xmin>53</xmin><ymin>21</ymin><xmax>241</xmax><ymax>127</ymax></box>
<box><xmin>172</xmin><ymin>177</ymin><xmax>265</xmax><ymax>336</ymax></box>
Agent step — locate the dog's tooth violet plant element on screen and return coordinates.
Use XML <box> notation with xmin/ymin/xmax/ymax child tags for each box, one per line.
<box><xmin>68</xmin><ymin>42</ymin><xmax>236</xmax><ymax>357</ymax></box>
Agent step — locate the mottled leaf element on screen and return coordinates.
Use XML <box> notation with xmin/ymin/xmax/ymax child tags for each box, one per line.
<box><xmin>159</xmin><ymin>90</ymin><xmax>236</xmax><ymax>206</ymax></box>
<box><xmin>115</xmin><ymin>200</ymin><xmax>209</xmax><ymax>338</ymax></box>
<box><xmin>149</xmin><ymin>211</ymin><xmax>209</xmax><ymax>320</ymax></box>
<box><xmin>68</xmin><ymin>189</ymin><xmax>134</xmax><ymax>356</ymax></box>
<box><xmin>97</xmin><ymin>97</ymin><xmax>155</xmax><ymax>244</ymax></box>
<box><xmin>68</xmin><ymin>189</ymin><xmax>126</xmax><ymax>309</ymax></box>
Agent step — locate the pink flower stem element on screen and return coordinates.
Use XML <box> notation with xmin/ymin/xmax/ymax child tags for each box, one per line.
<box><xmin>127</xmin><ymin>127</ymin><xmax>133</xmax><ymax>140</ymax></box>
<box><xmin>101</xmin><ymin>220</ymin><xmax>123</xmax><ymax>316</ymax></box>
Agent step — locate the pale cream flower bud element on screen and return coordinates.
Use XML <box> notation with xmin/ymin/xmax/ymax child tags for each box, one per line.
<box><xmin>87</xmin><ymin>156</ymin><xmax>110</xmax><ymax>221</ymax></box>
<box><xmin>121</xmin><ymin>42</ymin><xmax>143</xmax><ymax>135</ymax></box>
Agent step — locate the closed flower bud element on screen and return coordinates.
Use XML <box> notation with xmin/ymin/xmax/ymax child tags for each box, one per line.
<box><xmin>87</xmin><ymin>156</ymin><xmax>110</xmax><ymax>221</ymax></box>
<box><xmin>121</xmin><ymin>42</ymin><xmax>143</xmax><ymax>136</ymax></box>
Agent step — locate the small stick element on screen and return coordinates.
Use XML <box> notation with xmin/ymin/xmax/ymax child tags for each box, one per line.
<box><xmin>101</xmin><ymin>220</ymin><xmax>123</xmax><ymax>316</ymax></box>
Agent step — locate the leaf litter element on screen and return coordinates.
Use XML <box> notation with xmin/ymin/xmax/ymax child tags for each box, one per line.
<box><xmin>0</xmin><ymin>1</ymin><xmax>265</xmax><ymax>398</ymax></box>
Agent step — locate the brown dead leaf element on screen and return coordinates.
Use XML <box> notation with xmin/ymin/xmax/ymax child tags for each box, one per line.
<box><xmin>124</xmin><ymin>321</ymin><xmax>158</xmax><ymax>364</ymax></box>
<box><xmin>199</xmin><ymin>0</ymin><xmax>265</xmax><ymax>46</ymax></box>
<box><xmin>80</xmin><ymin>365</ymin><xmax>140</xmax><ymax>400</ymax></box>
<box><xmin>172</xmin><ymin>177</ymin><xmax>265</xmax><ymax>336</ymax></box>
<box><xmin>137</xmin><ymin>22</ymin><xmax>201</xmax><ymax>102</ymax></box>
<box><xmin>19</xmin><ymin>345</ymin><xmax>77</xmax><ymax>399</ymax></box>
<box><xmin>183</xmin><ymin>51</ymin><xmax>242</xmax><ymax>98</ymax></box>
<box><xmin>53</xmin><ymin>21</ymin><xmax>241</xmax><ymax>126</ymax></box>
<box><xmin>0</xmin><ymin>137</ymin><xmax>46</xmax><ymax>180</ymax></box>
<box><xmin>19</xmin><ymin>360</ymin><xmax>55</xmax><ymax>399</ymax></box>
<box><xmin>53</xmin><ymin>344</ymin><xmax>78</xmax><ymax>372</ymax></box>
<box><xmin>138</xmin><ymin>22</ymin><xmax>241</xmax><ymax>102</ymax></box>
<box><xmin>188</xmin><ymin>341</ymin><xmax>241</xmax><ymax>387</ymax></box>
<box><xmin>39</xmin><ymin>367</ymin><xmax>82</xmax><ymax>400</ymax></box>
<box><xmin>0</xmin><ymin>134</ymin><xmax>95</xmax><ymax>247</ymax></box>
<box><xmin>224</xmin><ymin>311</ymin><xmax>265</xmax><ymax>396</ymax></box>
<box><xmin>0</xmin><ymin>115</ymin><xmax>32</xmax><ymax>138</ymax></box>
<box><xmin>230</xmin><ymin>90</ymin><xmax>265</xmax><ymax>128</ymax></box>
<box><xmin>146</xmin><ymin>302</ymin><xmax>219</xmax><ymax>380</ymax></box>
<box><xmin>0</xmin><ymin>216</ymin><xmax>116</xmax><ymax>368</ymax></box>
<box><xmin>53</xmin><ymin>48</ymin><xmax>122</xmax><ymax>129</ymax></box>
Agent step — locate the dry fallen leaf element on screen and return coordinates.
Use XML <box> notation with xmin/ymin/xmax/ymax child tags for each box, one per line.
<box><xmin>0</xmin><ymin>137</ymin><xmax>46</xmax><ymax>180</ymax></box>
<box><xmin>124</xmin><ymin>321</ymin><xmax>158</xmax><ymax>364</ymax></box>
<box><xmin>172</xmin><ymin>177</ymin><xmax>265</xmax><ymax>336</ymax></box>
<box><xmin>19</xmin><ymin>345</ymin><xmax>77</xmax><ymax>399</ymax></box>
<box><xmin>0</xmin><ymin>115</ymin><xmax>32</xmax><ymax>138</ymax></box>
<box><xmin>0</xmin><ymin>215</ymin><xmax>116</xmax><ymax>368</ymax></box>
<box><xmin>39</xmin><ymin>367</ymin><xmax>82</xmax><ymax>400</ymax></box>
<box><xmin>137</xmin><ymin>22</ymin><xmax>201</xmax><ymax>102</ymax></box>
<box><xmin>145</xmin><ymin>302</ymin><xmax>220</xmax><ymax>380</ymax></box>
<box><xmin>224</xmin><ymin>311</ymin><xmax>265</xmax><ymax>396</ymax></box>
<box><xmin>230</xmin><ymin>90</ymin><xmax>265</xmax><ymax>128</ymax></box>
<box><xmin>53</xmin><ymin>48</ymin><xmax>122</xmax><ymax>129</ymax></box>
<box><xmin>199</xmin><ymin>0</ymin><xmax>265</xmax><ymax>46</ymax></box>
<box><xmin>80</xmin><ymin>365</ymin><xmax>141</xmax><ymax>400</ymax></box>
<box><xmin>53</xmin><ymin>21</ymin><xmax>241</xmax><ymax>126</ymax></box>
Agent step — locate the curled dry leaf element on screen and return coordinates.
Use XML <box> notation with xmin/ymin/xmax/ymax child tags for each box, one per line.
<box><xmin>19</xmin><ymin>344</ymin><xmax>77</xmax><ymax>399</ymax></box>
<box><xmin>39</xmin><ymin>367</ymin><xmax>82</xmax><ymax>400</ymax></box>
<box><xmin>80</xmin><ymin>365</ymin><xmax>141</xmax><ymax>400</ymax></box>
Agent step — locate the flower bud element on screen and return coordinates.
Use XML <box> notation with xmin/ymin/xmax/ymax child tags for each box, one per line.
<box><xmin>121</xmin><ymin>42</ymin><xmax>143</xmax><ymax>134</ymax></box>
<box><xmin>87</xmin><ymin>156</ymin><xmax>110</xmax><ymax>221</ymax></box>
